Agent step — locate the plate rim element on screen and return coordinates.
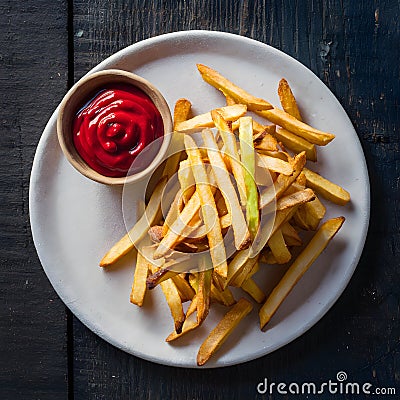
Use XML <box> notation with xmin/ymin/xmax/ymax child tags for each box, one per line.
<box><xmin>29</xmin><ymin>30</ymin><xmax>370</xmax><ymax>368</ymax></box>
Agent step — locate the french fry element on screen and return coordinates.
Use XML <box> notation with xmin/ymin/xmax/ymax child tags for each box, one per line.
<box><xmin>197</xmin><ymin>267</ymin><xmax>212</xmax><ymax>324</ymax></box>
<box><xmin>274</xmin><ymin>128</ymin><xmax>317</xmax><ymax>162</ymax></box>
<box><xmin>225</xmin><ymin>248</ymin><xmax>251</xmax><ymax>288</ymax></box>
<box><xmin>130</xmin><ymin>250</ymin><xmax>149</xmax><ymax>306</ymax></box>
<box><xmin>257</xmin><ymin>153</ymin><xmax>294</xmax><ymax>175</ymax></box>
<box><xmin>154</xmin><ymin>192</ymin><xmax>202</xmax><ymax>258</ymax></box>
<box><xmin>239</xmin><ymin>117</ymin><xmax>259</xmax><ymax>239</ymax></box>
<box><xmin>281</xmin><ymin>222</ymin><xmax>302</xmax><ymax>246</ymax></box>
<box><xmin>197</xmin><ymin>298</ymin><xmax>253</xmax><ymax>366</ymax></box>
<box><xmin>267</xmin><ymin>229</ymin><xmax>292</xmax><ymax>264</ymax></box>
<box><xmin>260</xmin><ymin>152</ymin><xmax>306</xmax><ymax>209</ymax></box>
<box><xmin>162</xmin><ymin>99</ymin><xmax>192</xmax><ymax>178</ymax></box>
<box><xmin>231</xmin><ymin>257</ymin><xmax>259</xmax><ymax>287</ymax></box>
<box><xmin>224</xmin><ymin>93</ymin><xmax>237</xmax><ymax>106</ymax></box>
<box><xmin>172</xmin><ymin>274</ymin><xmax>196</xmax><ymax>302</ymax></box>
<box><xmin>211</xmin><ymin>110</ymin><xmax>247</xmax><ymax>206</ymax></box>
<box><xmin>278</xmin><ymin>78</ymin><xmax>302</xmax><ymax>121</ymax></box>
<box><xmin>259</xmin><ymin>217</ymin><xmax>345</xmax><ymax>329</ymax></box>
<box><xmin>197</xmin><ymin>64</ymin><xmax>272</xmax><ymax>111</ymax></box>
<box><xmin>303</xmin><ymin>168</ymin><xmax>350</xmax><ymax>205</ymax></box>
<box><xmin>184</xmin><ymin>134</ymin><xmax>228</xmax><ymax>277</ymax></box>
<box><xmin>241</xmin><ymin>278</ymin><xmax>266</xmax><ymax>303</ymax></box>
<box><xmin>175</xmin><ymin>104</ymin><xmax>247</xmax><ymax>132</ymax></box>
<box><xmin>297</xmin><ymin>196</ymin><xmax>326</xmax><ymax>231</ymax></box>
<box><xmin>254</xmin><ymin>133</ymin><xmax>279</xmax><ymax>151</ymax></box>
<box><xmin>100</xmin><ymin>176</ymin><xmax>167</xmax><ymax>267</ymax></box>
<box><xmin>178</xmin><ymin>159</ymin><xmax>196</xmax><ymax>205</ymax></box>
<box><xmin>276</xmin><ymin>188</ymin><xmax>315</xmax><ymax>211</ymax></box>
<box><xmin>166</xmin><ymin>309</ymin><xmax>200</xmax><ymax>342</ymax></box>
<box><xmin>148</xmin><ymin>261</ymin><xmax>185</xmax><ymax>334</ymax></box>
<box><xmin>256</xmin><ymin>108</ymin><xmax>335</xmax><ymax>146</ymax></box>
<box><xmin>211</xmin><ymin>284</ymin><xmax>236</xmax><ymax>306</ymax></box>
<box><xmin>202</xmin><ymin>129</ymin><xmax>250</xmax><ymax>250</ymax></box>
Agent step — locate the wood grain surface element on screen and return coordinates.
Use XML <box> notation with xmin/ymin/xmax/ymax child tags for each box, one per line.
<box><xmin>0</xmin><ymin>0</ymin><xmax>399</xmax><ymax>399</ymax></box>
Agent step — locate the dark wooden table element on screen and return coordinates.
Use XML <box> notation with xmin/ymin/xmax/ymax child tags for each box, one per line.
<box><xmin>1</xmin><ymin>1</ymin><xmax>399</xmax><ymax>399</ymax></box>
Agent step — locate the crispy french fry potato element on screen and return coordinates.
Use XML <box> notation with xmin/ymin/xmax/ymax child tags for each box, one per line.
<box><xmin>184</xmin><ymin>135</ymin><xmax>228</xmax><ymax>277</ymax></box>
<box><xmin>303</xmin><ymin>168</ymin><xmax>351</xmax><ymax>205</ymax></box>
<box><xmin>267</xmin><ymin>229</ymin><xmax>292</xmax><ymax>264</ymax></box>
<box><xmin>256</xmin><ymin>108</ymin><xmax>335</xmax><ymax>146</ymax></box>
<box><xmin>278</xmin><ymin>78</ymin><xmax>302</xmax><ymax>121</ymax></box>
<box><xmin>254</xmin><ymin>133</ymin><xmax>279</xmax><ymax>152</ymax></box>
<box><xmin>211</xmin><ymin>284</ymin><xmax>236</xmax><ymax>306</ymax></box>
<box><xmin>175</xmin><ymin>104</ymin><xmax>247</xmax><ymax>132</ymax></box>
<box><xmin>274</xmin><ymin>128</ymin><xmax>317</xmax><ymax>162</ymax></box>
<box><xmin>202</xmin><ymin>129</ymin><xmax>250</xmax><ymax>250</ymax></box>
<box><xmin>260</xmin><ymin>152</ymin><xmax>306</xmax><ymax>209</ymax></box>
<box><xmin>162</xmin><ymin>99</ymin><xmax>192</xmax><ymax>178</ymax></box>
<box><xmin>281</xmin><ymin>222</ymin><xmax>302</xmax><ymax>246</ymax></box>
<box><xmin>197</xmin><ymin>298</ymin><xmax>253</xmax><ymax>366</ymax></box>
<box><xmin>239</xmin><ymin>117</ymin><xmax>259</xmax><ymax>239</ymax></box>
<box><xmin>197</xmin><ymin>64</ymin><xmax>272</xmax><ymax>111</ymax></box>
<box><xmin>276</xmin><ymin>188</ymin><xmax>315</xmax><ymax>211</ymax></box>
<box><xmin>297</xmin><ymin>196</ymin><xmax>326</xmax><ymax>231</ymax></box>
<box><xmin>257</xmin><ymin>153</ymin><xmax>294</xmax><ymax>175</ymax></box>
<box><xmin>224</xmin><ymin>93</ymin><xmax>237</xmax><ymax>106</ymax></box>
<box><xmin>100</xmin><ymin>176</ymin><xmax>167</xmax><ymax>267</ymax></box>
<box><xmin>211</xmin><ymin>110</ymin><xmax>247</xmax><ymax>206</ymax></box>
<box><xmin>259</xmin><ymin>217</ymin><xmax>345</xmax><ymax>329</ymax></box>
<box><xmin>178</xmin><ymin>159</ymin><xmax>196</xmax><ymax>204</ymax></box>
<box><xmin>241</xmin><ymin>278</ymin><xmax>266</xmax><ymax>303</ymax></box>
<box><xmin>197</xmin><ymin>267</ymin><xmax>212</xmax><ymax>324</ymax></box>
<box><xmin>130</xmin><ymin>250</ymin><xmax>149</xmax><ymax>306</ymax></box>
<box><xmin>231</xmin><ymin>257</ymin><xmax>258</xmax><ymax>287</ymax></box>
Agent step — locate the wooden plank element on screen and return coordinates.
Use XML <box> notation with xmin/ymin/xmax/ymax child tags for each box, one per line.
<box><xmin>0</xmin><ymin>1</ymin><xmax>69</xmax><ymax>399</ymax></box>
<box><xmin>70</xmin><ymin>0</ymin><xmax>400</xmax><ymax>398</ymax></box>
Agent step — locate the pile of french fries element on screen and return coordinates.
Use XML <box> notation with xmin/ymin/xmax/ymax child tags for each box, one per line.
<box><xmin>100</xmin><ymin>64</ymin><xmax>350</xmax><ymax>366</ymax></box>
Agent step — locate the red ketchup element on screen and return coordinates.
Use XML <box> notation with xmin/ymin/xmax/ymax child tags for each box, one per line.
<box><xmin>73</xmin><ymin>84</ymin><xmax>164</xmax><ymax>177</ymax></box>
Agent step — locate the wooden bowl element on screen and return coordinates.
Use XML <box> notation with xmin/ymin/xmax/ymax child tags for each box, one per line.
<box><xmin>57</xmin><ymin>69</ymin><xmax>172</xmax><ymax>185</ymax></box>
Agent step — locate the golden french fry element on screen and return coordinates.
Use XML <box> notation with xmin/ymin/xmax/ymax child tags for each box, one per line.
<box><xmin>166</xmin><ymin>307</ymin><xmax>200</xmax><ymax>342</ymax></box>
<box><xmin>148</xmin><ymin>261</ymin><xmax>185</xmax><ymax>333</ymax></box>
<box><xmin>130</xmin><ymin>250</ymin><xmax>149</xmax><ymax>306</ymax></box>
<box><xmin>224</xmin><ymin>93</ymin><xmax>237</xmax><ymax>106</ymax></box>
<box><xmin>155</xmin><ymin>191</ymin><xmax>202</xmax><ymax>258</ymax></box>
<box><xmin>175</xmin><ymin>104</ymin><xmax>247</xmax><ymax>132</ymax></box>
<box><xmin>197</xmin><ymin>298</ymin><xmax>253</xmax><ymax>366</ymax></box>
<box><xmin>256</xmin><ymin>108</ymin><xmax>335</xmax><ymax>146</ymax></box>
<box><xmin>202</xmin><ymin>129</ymin><xmax>250</xmax><ymax>250</ymax></box>
<box><xmin>239</xmin><ymin>117</ymin><xmax>259</xmax><ymax>239</ymax></box>
<box><xmin>184</xmin><ymin>134</ymin><xmax>228</xmax><ymax>277</ymax></box>
<box><xmin>267</xmin><ymin>229</ymin><xmax>292</xmax><ymax>264</ymax></box>
<box><xmin>211</xmin><ymin>284</ymin><xmax>236</xmax><ymax>306</ymax></box>
<box><xmin>259</xmin><ymin>217</ymin><xmax>345</xmax><ymax>329</ymax></box>
<box><xmin>260</xmin><ymin>151</ymin><xmax>306</xmax><ymax>209</ymax></box>
<box><xmin>274</xmin><ymin>128</ymin><xmax>317</xmax><ymax>162</ymax></box>
<box><xmin>257</xmin><ymin>153</ymin><xmax>294</xmax><ymax>175</ymax></box>
<box><xmin>303</xmin><ymin>168</ymin><xmax>351</xmax><ymax>205</ymax></box>
<box><xmin>281</xmin><ymin>222</ymin><xmax>302</xmax><ymax>246</ymax></box>
<box><xmin>225</xmin><ymin>248</ymin><xmax>251</xmax><ymax>288</ymax></box>
<box><xmin>172</xmin><ymin>274</ymin><xmax>196</xmax><ymax>302</ymax></box>
<box><xmin>254</xmin><ymin>133</ymin><xmax>279</xmax><ymax>152</ymax></box>
<box><xmin>276</xmin><ymin>188</ymin><xmax>315</xmax><ymax>211</ymax></box>
<box><xmin>178</xmin><ymin>159</ymin><xmax>196</xmax><ymax>205</ymax></box>
<box><xmin>211</xmin><ymin>110</ymin><xmax>247</xmax><ymax>206</ymax></box>
<box><xmin>100</xmin><ymin>176</ymin><xmax>167</xmax><ymax>267</ymax></box>
<box><xmin>241</xmin><ymin>278</ymin><xmax>266</xmax><ymax>303</ymax></box>
<box><xmin>162</xmin><ymin>99</ymin><xmax>192</xmax><ymax>179</ymax></box>
<box><xmin>197</xmin><ymin>266</ymin><xmax>212</xmax><ymax>324</ymax></box>
<box><xmin>278</xmin><ymin>78</ymin><xmax>302</xmax><ymax>121</ymax></box>
<box><xmin>297</xmin><ymin>196</ymin><xmax>326</xmax><ymax>231</ymax></box>
<box><xmin>173</xmin><ymin>98</ymin><xmax>192</xmax><ymax>129</ymax></box>
<box><xmin>231</xmin><ymin>257</ymin><xmax>259</xmax><ymax>287</ymax></box>
<box><xmin>197</xmin><ymin>64</ymin><xmax>272</xmax><ymax>111</ymax></box>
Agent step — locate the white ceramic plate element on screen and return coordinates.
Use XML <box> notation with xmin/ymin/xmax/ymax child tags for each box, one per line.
<box><xmin>30</xmin><ymin>31</ymin><xmax>370</xmax><ymax>368</ymax></box>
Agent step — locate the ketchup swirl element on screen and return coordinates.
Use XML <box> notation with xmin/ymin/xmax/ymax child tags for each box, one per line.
<box><xmin>73</xmin><ymin>84</ymin><xmax>164</xmax><ymax>177</ymax></box>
